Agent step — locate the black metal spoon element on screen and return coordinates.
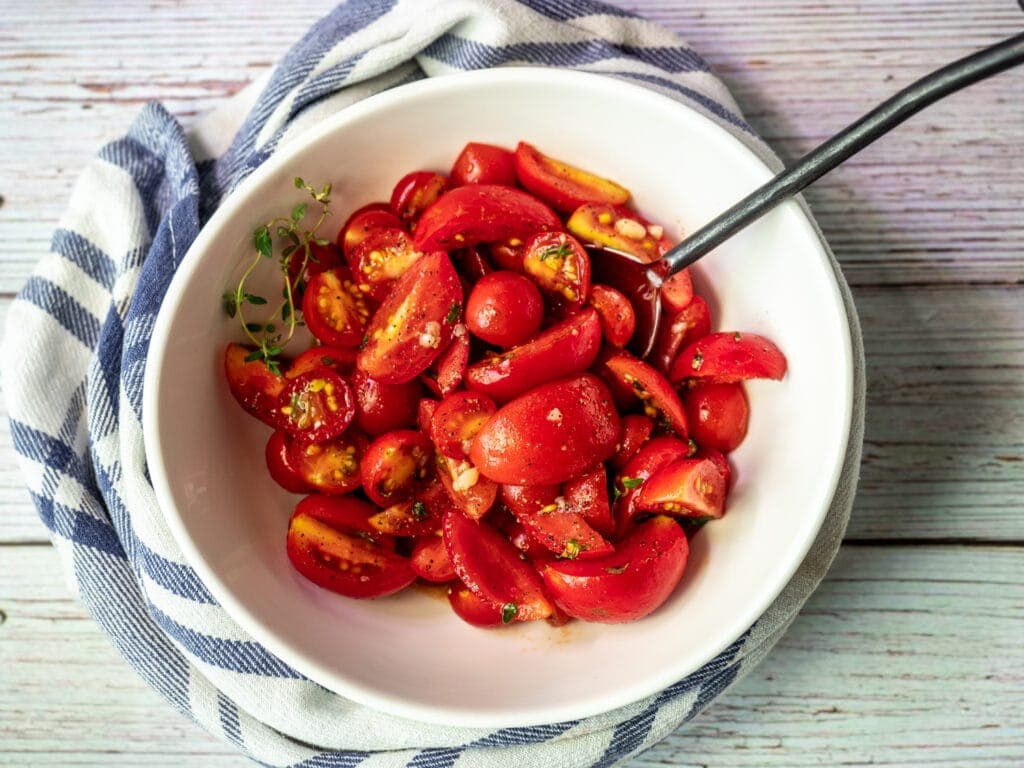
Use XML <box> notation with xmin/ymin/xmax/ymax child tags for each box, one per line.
<box><xmin>591</xmin><ymin>31</ymin><xmax>1024</xmax><ymax>358</ymax></box>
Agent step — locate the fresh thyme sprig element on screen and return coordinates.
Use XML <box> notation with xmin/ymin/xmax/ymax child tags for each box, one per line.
<box><xmin>222</xmin><ymin>177</ymin><xmax>333</xmax><ymax>375</ymax></box>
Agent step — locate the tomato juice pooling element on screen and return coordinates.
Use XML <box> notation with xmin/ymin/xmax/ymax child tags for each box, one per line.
<box><xmin>222</xmin><ymin>141</ymin><xmax>787</xmax><ymax>626</ymax></box>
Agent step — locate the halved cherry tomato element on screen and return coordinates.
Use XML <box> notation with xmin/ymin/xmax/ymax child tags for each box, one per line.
<box><xmin>465</xmin><ymin>270</ymin><xmax>544</xmax><ymax>348</ymax></box>
<box><xmin>501</xmin><ymin>484</ymin><xmax>612</xmax><ymax>560</ymax></box>
<box><xmin>603</xmin><ymin>351</ymin><xmax>688</xmax><ymax>437</ymax></box>
<box><xmin>351</xmin><ymin>228</ymin><xmax>424</xmax><ymax>302</ymax></box>
<box><xmin>471</xmin><ymin>374</ymin><xmax>621</xmax><ymax>486</ymax></box>
<box><xmin>543</xmin><ymin>515</ymin><xmax>688</xmax><ymax>623</ymax></box>
<box><xmin>302</xmin><ymin>267</ymin><xmax>372</xmax><ymax>347</ymax></box>
<box><xmin>610</xmin><ymin>414</ymin><xmax>655</xmax><ymax>470</ymax></box>
<box><xmin>522</xmin><ymin>231</ymin><xmax>591</xmax><ymax>307</ymax></box>
<box><xmin>670</xmin><ymin>332</ymin><xmax>788</xmax><ymax>384</ymax></box>
<box><xmin>588</xmin><ymin>283</ymin><xmax>636</xmax><ymax>348</ymax></box>
<box><xmin>614</xmin><ymin>435</ymin><xmax>693</xmax><ymax>538</ymax></box>
<box><xmin>443</xmin><ymin>509</ymin><xmax>553</xmax><ymax>621</ymax></box>
<box><xmin>285</xmin><ymin>346</ymin><xmax>356</xmax><ymax>380</ymax></box>
<box><xmin>360</xmin><ymin>430</ymin><xmax>433</xmax><ymax>508</ymax></box>
<box><xmin>287</xmin><ymin>430</ymin><xmax>368</xmax><ymax>495</ymax></box>
<box><xmin>286</xmin><ymin>495</ymin><xmax>415</xmax><ymax>598</ymax></box>
<box><xmin>660</xmin><ymin>268</ymin><xmax>693</xmax><ymax>314</ymax></box>
<box><xmin>436</xmin><ymin>453</ymin><xmax>498</xmax><ymax>520</ymax></box>
<box><xmin>430</xmin><ymin>324</ymin><xmax>470</xmax><ymax>396</ymax></box>
<box><xmin>450</xmin><ymin>143</ymin><xmax>518</xmax><ymax>187</ymax></box>
<box><xmin>351</xmin><ymin>368</ymin><xmax>422</xmax><ymax>436</ymax></box>
<box><xmin>465</xmin><ymin>308</ymin><xmax>602</xmax><ymax>403</ymax></box>
<box><xmin>567</xmin><ymin>203</ymin><xmax>670</xmax><ymax>262</ymax></box>
<box><xmin>414</xmin><ymin>185</ymin><xmax>562</xmax><ymax>252</ymax></box>
<box><xmin>563</xmin><ymin>464</ymin><xmax>614</xmax><ymax>539</ymax></box>
<box><xmin>494</xmin><ymin>509</ymin><xmax>558</xmax><ymax>562</ymax></box>
<box><xmin>514</xmin><ymin>142</ymin><xmax>630</xmax><ymax>213</ymax></box>
<box><xmin>224</xmin><ymin>343</ymin><xmax>286</xmax><ymax>427</ymax></box>
<box><xmin>652</xmin><ymin>295</ymin><xmax>711</xmax><ymax>375</ymax></box>
<box><xmin>698</xmin><ymin>447</ymin><xmax>732</xmax><ymax>491</ymax></box>
<box><xmin>684</xmin><ymin>382</ymin><xmax>749</xmax><ymax>453</ymax></box>
<box><xmin>635</xmin><ymin>455</ymin><xmax>728</xmax><ymax>519</ymax></box>
<box><xmin>265</xmin><ymin>431</ymin><xmax>310</xmax><ymax>493</ymax></box>
<box><xmin>368</xmin><ymin>477</ymin><xmax>448</xmax><ymax>537</ymax></box>
<box><xmin>448</xmin><ymin>582</ymin><xmax>504</xmax><ymax>627</ymax></box>
<box><xmin>357</xmin><ymin>251</ymin><xmax>463</xmax><ymax>384</ymax></box>
<box><xmin>339</xmin><ymin>203</ymin><xmax>404</xmax><ymax>262</ymax></box>
<box><xmin>430</xmin><ymin>391</ymin><xmax>496</xmax><ymax>460</ymax></box>
<box><xmin>390</xmin><ymin>171</ymin><xmax>450</xmax><ymax>230</ymax></box>
<box><xmin>277</xmin><ymin>368</ymin><xmax>355</xmax><ymax>443</ymax></box>
<box><xmin>411</xmin><ymin>534</ymin><xmax>457</xmax><ymax>583</ymax></box>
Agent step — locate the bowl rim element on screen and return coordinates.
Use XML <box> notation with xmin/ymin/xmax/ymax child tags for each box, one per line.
<box><xmin>143</xmin><ymin>65</ymin><xmax>854</xmax><ymax>728</ymax></box>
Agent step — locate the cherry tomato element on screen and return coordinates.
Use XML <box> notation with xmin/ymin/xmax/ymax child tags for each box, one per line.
<box><xmin>563</xmin><ymin>464</ymin><xmax>614</xmax><ymax>539</ymax></box>
<box><xmin>613</xmin><ymin>435</ymin><xmax>693</xmax><ymax>538</ymax></box>
<box><xmin>302</xmin><ymin>267</ymin><xmax>372</xmax><ymax>347</ymax></box>
<box><xmin>285</xmin><ymin>346</ymin><xmax>356</xmax><ymax>380</ymax></box>
<box><xmin>411</xmin><ymin>534</ymin><xmax>457</xmax><ymax>583</ymax></box>
<box><xmin>543</xmin><ymin>516</ymin><xmax>688</xmax><ymax>623</ymax></box>
<box><xmin>464</xmin><ymin>271</ymin><xmax>544</xmax><ymax>347</ymax></box>
<box><xmin>566</xmin><ymin>203</ymin><xmax>670</xmax><ymax>263</ymax></box>
<box><xmin>351</xmin><ymin>228</ymin><xmax>424</xmax><ymax>302</ymax></box>
<box><xmin>501</xmin><ymin>484</ymin><xmax>612</xmax><ymax>560</ymax></box>
<box><xmin>465</xmin><ymin>308</ymin><xmax>602</xmax><ymax>403</ymax></box>
<box><xmin>660</xmin><ymin>268</ymin><xmax>694</xmax><ymax>314</ymax></box>
<box><xmin>288</xmin><ymin>241</ymin><xmax>344</xmax><ymax>289</ymax></box>
<box><xmin>417</xmin><ymin>397</ymin><xmax>438</xmax><ymax>434</ymax></box>
<box><xmin>286</xmin><ymin>495</ymin><xmax>415</xmax><ymax>599</ymax></box>
<box><xmin>451</xmin><ymin>247</ymin><xmax>494</xmax><ymax>281</ymax></box>
<box><xmin>635</xmin><ymin>455</ymin><xmax>728</xmax><ymax>519</ymax></box>
<box><xmin>368</xmin><ymin>478</ymin><xmax>448</xmax><ymax>537</ymax></box>
<box><xmin>339</xmin><ymin>203</ymin><xmax>404</xmax><ymax>262</ymax></box>
<box><xmin>522</xmin><ymin>231</ymin><xmax>591</xmax><ymax>307</ymax></box>
<box><xmin>684</xmin><ymin>382</ymin><xmax>749</xmax><ymax>453</ymax></box>
<box><xmin>652</xmin><ymin>295</ymin><xmax>711</xmax><ymax>375</ymax></box>
<box><xmin>670</xmin><ymin>332</ymin><xmax>788</xmax><ymax>385</ymax></box>
<box><xmin>357</xmin><ymin>251</ymin><xmax>463</xmax><ymax>384</ymax></box>
<box><xmin>610</xmin><ymin>414</ymin><xmax>654</xmax><ymax>470</ymax></box>
<box><xmin>360</xmin><ymin>430</ymin><xmax>433</xmax><ymax>508</ymax></box>
<box><xmin>698</xmin><ymin>447</ymin><xmax>732</xmax><ymax>491</ymax></box>
<box><xmin>602</xmin><ymin>351</ymin><xmax>688</xmax><ymax>437</ymax></box>
<box><xmin>514</xmin><ymin>142</ymin><xmax>630</xmax><ymax>213</ymax></box>
<box><xmin>277</xmin><ymin>368</ymin><xmax>355</xmax><ymax>443</ymax></box>
<box><xmin>448</xmin><ymin>582</ymin><xmax>504</xmax><ymax>627</ymax></box>
<box><xmin>413</xmin><ymin>185</ymin><xmax>562</xmax><ymax>252</ymax></box>
<box><xmin>224</xmin><ymin>343</ymin><xmax>286</xmax><ymax>427</ymax></box>
<box><xmin>471</xmin><ymin>374</ymin><xmax>621</xmax><ymax>486</ymax></box>
<box><xmin>390</xmin><ymin>171</ymin><xmax>450</xmax><ymax>229</ymax></box>
<box><xmin>488</xmin><ymin>239</ymin><xmax>527</xmax><ymax>271</ymax></box>
<box><xmin>442</xmin><ymin>509</ymin><xmax>553</xmax><ymax>621</ymax></box>
<box><xmin>350</xmin><ymin>368</ymin><xmax>422</xmax><ymax>437</ymax></box>
<box><xmin>287</xmin><ymin>430</ymin><xmax>367</xmax><ymax>495</ymax></box>
<box><xmin>430</xmin><ymin>324</ymin><xmax>470</xmax><ymax>396</ymax></box>
<box><xmin>436</xmin><ymin>453</ymin><xmax>498</xmax><ymax>520</ymax></box>
<box><xmin>450</xmin><ymin>142</ymin><xmax>518</xmax><ymax>187</ymax></box>
<box><xmin>588</xmin><ymin>283</ymin><xmax>636</xmax><ymax>348</ymax></box>
<box><xmin>430</xmin><ymin>391</ymin><xmax>497</xmax><ymax>460</ymax></box>
<box><xmin>265</xmin><ymin>431</ymin><xmax>310</xmax><ymax>494</ymax></box>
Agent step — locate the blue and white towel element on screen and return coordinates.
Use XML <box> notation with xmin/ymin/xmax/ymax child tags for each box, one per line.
<box><xmin>1</xmin><ymin>1</ymin><xmax>865</xmax><ymax>766</ymax></box>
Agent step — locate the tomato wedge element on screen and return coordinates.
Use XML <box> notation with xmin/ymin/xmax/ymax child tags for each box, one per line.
<box><xmin>285</xmin><ymin>346</ymin><xmax>356</xmax><ymax>380</ymax></box>
<box><xmin>448</xmin><ymin>582</ymin><xmax>505</xmax><ymax>627</ymax></box>
<box><xmin>265</xmin><ymin>431</ymin><xmax>310</xmax><ymax>494</ymax></box>
<box><xmin>670</xmin><ymin>332</ymin><xmax>788</xmax><ymax>384</ymax></box>
<box><xmin>360</xmin><ymin>430</ymin><xmax>433</xmax><ymax>508</ymax></box>
<box><xmin>368</xmin><ymin>477</ymin><xmax>448</xmax><ymax>537</ymax></box>
<box><xmin>430</xmin><ymin>391</ymin><xmax>496</xmax><ymax>460</ymax></box>
<box><xmin>286</xmin><ymin>496</ymin><xmax>415</xmax><ymax>598</ymax></box>
<box><xmin>635</xmin><ymin>455</ymin><xmax>728</xmax><ymax>519</ymax></box>
<box><xmin>411</xmin><ymin>534</ymin><xmax>457</xmax><ymax>582</ymax></box>
<box><xmin>413</xmin><ymin>184</ymin><xmax>562</xmax><ymax>252</ymax></box>
<box><xmin>588</xmin><ymin>283</ymin><xmax>636</xmax><ymax>348</ymax></box>
<box><xmin>660</xmin><ymin>268</ymin><xmax>693</xmax><ymax>314</ymax></box>
<box><xmin>602</xmin><ymin>351</ymin><xmax>688</xmax><ymax>437</ymax></box>
<box><xmin>465</xmin><ymin>308</ymin><xmax>602</xmax><ymax>403</ymax></box>
<box><xmin>436</xmin><ymin>453</ymin><xmax>498</xmax><ymax>520</ymax></box>
<box><xmin>287</xmin><ymin>430</ymin><xmax>367</xmax><ymax>495</ymax></box>
<box><xmin>224</xmin><ymin>343</ymin><xmax>286</xmax><ymax>427</ymax></box>
<box><xmin>501</xmin><ymin>484</ymin><xmax>612</xmax><ymax>560</ymax></box>
<box><xmin>609</xmin><ymin>414</ymin><xmax>654</xmax><ymax>470</ymax></box>
<box><xmin>543</xmin><ymin>515</ymin><xmax>688</xmax><ymax>623</ymax></box>
<box><xmin>563</xmin><ymin>464</ymin><xmax>614</xmax><ymax>539</ymax></box>
<box><xmin>522</xmin><ymin>231</ymin><xmax>591</xmax><ymax>307</ymax></box>
<box><xmin>276</xmin><ymin>368</ymin><xmax>355</xmax><ymax>443</ymax></box>
<box><xmin>651</xmin><ymin>295</ymin><xmax>711</xmax><ymax>376</ymax></box>
<box><xmin>351</xmin><ymin>228</ymin><xmax>424</xmax><ymax>302</ymax></box>
<box><xmin>357</xmin><ymin>251</ymin><xmax>463</xmax><ymax>384</ymax></box>
<box><xmin>390</xmin><ymin>171</ymin><xmax>450</xmax><ymax>228</ymax></box>
<box><xmin>684</xmin><ymin>382</ymin><xmax>750</xmax><ymax>453</ymax></box>
<box><xmin>351</xmin><ymin>368</ymin><xmax>422</xmax><ymax>436</ymax></box>
<box><xmin>566</xmin><ymin>203</ymin><xmax>669</xmax><ymax>262</ymax></box>
<box><xmin>614</xmin><ymin>435</ymin><xmax>693</xmax><ymax>538</ymax></box>
<box><xmin>429</xmin><ymin>324</ymin><xmax>470</xmax><ymax>396</ymax></box>
<box><xmin>450</xmin><ymin>142</ymin><xmax>517</xmax><ymax>187</ymax></box>
<box><xmin>514</xmin><ymin>142</ymin><xmax>630</xmax><ymax>213</ymax></box>
<box><xmin>339</xmin><ymin>203</ymin><xmax>404</xmax><ymax>262</ymax></box>
<box><xmin>442</xmin><ymin>509</ymin><xmax>553</xmax><ymax>621</ymax></box>
<box><xmin>302</xmin><ymin>267</ymin><xmax>372</xmax><ymax>347</ymax></box>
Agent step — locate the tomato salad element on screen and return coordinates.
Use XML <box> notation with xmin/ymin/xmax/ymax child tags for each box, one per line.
<box><xmin>223</xmin><ymin>141</ymin><xmax>786</xmax><ymax>627</ymax></box>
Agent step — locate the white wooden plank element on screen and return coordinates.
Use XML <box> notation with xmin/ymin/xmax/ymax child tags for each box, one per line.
<box><xmin>1</xmin><ymin>544</ymin><xmax>1021</xmax><ymax>766</ymax></box>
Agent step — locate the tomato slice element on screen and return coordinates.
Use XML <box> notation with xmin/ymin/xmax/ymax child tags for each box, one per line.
<box><xmin>390</xmin><ymin>171</ymin><xmax>450</xmax><ymax>229</ymax></box>
<box><xmin>351</xmin><ymin>368</ymin><xmax>423</xmax><ymax>436</ymax></box>
<box><xmin>339</xmin><ymin>203</ymin><xmax>404</xmax><ymax>263</ymax></box>
<box><xmin>522</xmin><ymin>231</ymin><xmax>591</xmax><ymax>307</ymax></box>
<box><xmin>430</xmin><ymin>391</ymin><xmax>496</xmax><ymax>460</ymax></box>
<box><xmin>413</xmin><ymin>185</ymin><xmax>562</xmax><ymax>252</ymax></box>
<box><xmin>276</xmin><ymin>368</ymin><xmax>355</xmax><ymax>443</ymax></box>
<box><xmin>357</xmin><ymin>251</ymin><xmax>463</xmax><ymax>384</ymax></box>
<box><xmin>670</xmin><ymin>332</ymin><xmax>788</xmax><ymax>384</ymax></box>
<box><xmin>602</xmin><ymin>351</ymin><xmax>688</xmax><ymax>437</ymax></box>
<box><xmin>429</xmin><ymin>324</ymin><xmax>470</xmax><ymax>396</ymax></box>
<box><xmin>651</xmin><ymin>295</ymin><xmax>711</xmax><ymax>375</ymax></box>
<box><xmin>411</xmin><ymin>534</ymin><xmax>457</xmax><ymax>583</ymax></box>
<box><xmin>301</xmin><ymin>267</ymin><xmax>372</xmax><ymax>347</ymax></box>
<box><xmin>436</xmin><ymin>453</ymin><xmax>498</xmax><ymax>520</ymax></box>
<box><xmin>450</xmin><ymin>142</ymin><xmax>518</xmax><ymax>187</ymax></box>
<box><xmin>613</xmin><ymin>435</ymin><xmax>693</xmax><ymax>538</ymax></box>
<box><xmin>465</xmin><ymin>308</ymin><xmax>602</xmax><ymax>403</ymax></box>
<box><xmin>448</xmin><ymin>581</ymin><xmax>505</xmax><ymax>627</ymax></box>
<box><xmin>514</xmin><ymin>142</ymin><xmax>630</xmax><ymax>213</ymax></box>
<box><xmin>360</xmin><ymin>429</ymin><xmax>433</xmax><ymax>508</ymax></box>
<box><xmin>588</xmin><ymin>283</ymin><xmax>636</xmax><ymax>348</ymax></box>
<box><xmin>285</xmin><ymin>346</ymin><xmax>356</xmax><ymax>380</ymax></box>
<box><xmin>265</xmin><ymin>431</ymin><xmax>311</xmax><ymax>493</ymax></box>
<box><xmin>465</xmin><ymin>271</ymin><xmax>544</xmax><ymax>348</ymax></box>
<box><xmin>563</xmin><ymin>464</ymin><xmax>614</xmax><ymax>539</ymax></box>
<box><xmin>684</xmin><ymin>382</ymin><xmax>750</xmax><ymax>453</ymax></box>
<box><xmin>471</xmin><ymin>374</ymin><xmax>621</xmax><ymax>486</ymax></box>
<box><xmin>566</xmin><ymin>203</ymin><xmax>669</xmax><ymax>262</ymax></box>
<box><xmin>286</xmin><ymin>495</ymin><xmax>415</xmax><ymax>599</ymax></box>
<box><xmin>635</xmin><ymin>455</ymin><xmax>728</xmax><ymax>519</ymax></box>
<box><xmin>224</xmin><ymin>343</ymin><xmax>287</xmax><ymax>427</ymax></box>
<box><xmin>287</xmin><ymin>430</ymin><xmax>367</xmax><ymax>495</ymax></box>
<box><xmin>609</xmin><ymin>414</ymin><xmax>654</xmax><ymax>470</ymax></box>
<box><xmin>501</xmin><ymin>484</ymin><xmax>612</xmax><ymax>560</ymax></box>
<box><xmin>351</xmin><ymin>228</ymin><xmax>424</xmax><ymax>302</ymax></box>
<box><xmin>660</xmin><ymin>268</ymin><xmax>693</xmax><ymax>314</ymax></box>
<box><xmin>368</xmin><ymin>477</ymin><xmax>448</xmax><ymax>537</ymax></box>
<box><xmin>442</xmin><ymin>509</ymin><xmax>553</xmax><ymax>621</ymax></box>
<box><xmin>543</xmin><ymin>515</ymin><xmax>688</xmax><ymax>623</ymax></box>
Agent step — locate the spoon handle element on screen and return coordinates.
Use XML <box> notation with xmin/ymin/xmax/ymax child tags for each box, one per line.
<box><xmin>662</xmin><ymin>31</ymin><xmax>1024</xmax><ymax>273</ymax></box>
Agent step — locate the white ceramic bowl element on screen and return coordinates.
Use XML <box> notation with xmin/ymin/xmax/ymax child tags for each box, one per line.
<box><xmin>144</xmin><ymin>67</ymin><xmax>853</xmax><ymax>728</ymax></box>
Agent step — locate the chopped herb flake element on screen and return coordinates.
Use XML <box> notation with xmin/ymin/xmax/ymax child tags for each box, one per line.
<box><xmin>621</xmin><ymin>476</ymin><xmax>644</xmax><ymax>489</ymax></box>
<box><xmin>445</xmin><ymin>301</ymin><xmax>462</xmax><ymax>324</ymax></box>
<box><xmin>501</xmin><ymin>603</ymin><xmax>518</xmax><ymax>624</ymax></box>
<box><xmin>411</xmin><ymin>501</ymin><xmax>428</xmax><ymax>521</ymax></box>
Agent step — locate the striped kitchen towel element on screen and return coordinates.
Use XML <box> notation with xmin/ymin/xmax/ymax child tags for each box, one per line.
<box><xmin>1</xmin><ymin>1</ymin><xmax>865</xmax><ymax>766</ymax></box>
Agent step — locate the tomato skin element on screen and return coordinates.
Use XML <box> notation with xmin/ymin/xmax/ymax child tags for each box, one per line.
<box><xmin>448</xmin><ymin>582</ymin><xmax>504</xmax><ymax>627</ymax></box>
<box><xmin>652</xmin><ymin>296</ymin><xmax>711</xmax><ymax>376</ymax></box>
<box><xmin>451</xmin><ymin>247</ymin><xmax>494</xmax><ymax>281</ymax></box>
<box><xmin>501</xmin><ymin>484</ymin><xmax>612</xmax><ymax>560</ymax></box>
<box><xmin>450</xmin><ymin>143</ymin><xmax>518</xmax><ymax>187</ymax></box>
<box><xmin>543</xmin><ymin>516</ymin><xmax>688</xmax><ymax>623</ymax></box>
<box><xmin>411</xmin><ymin>534</ymin><xmax>457</xmax><ymax>583</ymax></box>
<box><xmin>351</xmin><ymin>228</ymin><xmax>424</xmax><ymax>302</ymax></box>
<box><xmin>566</xmin><ymin>203</ymin><xmax>669</xmax><ymax>262</ymax></box>
<box><xmin>670</xmin><ymin>332</ymin><xmax>787</xmax><ymax>385</ymax></box>
<box><xmin>340</xmin><ymin>203</ymin><xmax>404</xmax><ymax>262</ymax></box>
<box><xmin>442</xmin><ymin>509</ymin><xmax>553</xmax><ymax>621</ymax></box>
<box><xmin>465</xmin><ymin>271</ymin><xmax>544</xmax><ymax>348</ymax></box>
<box><xmin>357</xmin><ymin>251</ymin><xmax>463</xmax><ymax>384</ymax></box>
<box><xmin>390</xmin><ymin>171</ymin><xmax>450</xmax><ymax>228</ymax></box>
<box><xmin>286</xmin><ymin>346</ymin><xmax>356</xmax><ymax>380</ymax></box>
<box><xmin>610</xmin><ymin>414</ymin><xmax>655</xmax><ymax>470</ymax></box>
<box><xmin>265</xmin><ymin>431</ymin><xmax>311</xmax><ymax>493</ymax></box>
<box><xmin>522</xmin><ymin>231</ymin><xmax>591</xmax><ymax>308</ymax></box>
<box><xmin>636</xmin><ymin>455</ymin><xmax>728</xmax><ymax>519</ymax></box>
<box><xmin>277</xmin><ymin>368</ymin><xmax>355</xmax><ymax>444</ymax></box>
<box><xmin>514</xmin><ymin>142</ymin><xmax>630</xmax><ymax>213</ymax></box>
<box><xmin>413</xmin><ymin>184</ymin><xmax>562</xmax><ymax>252</ymax></box>
<box><xmin>359</xmin><ymin>430</ymin><xmax>433</xmax><ymax>508</ymax></box>
<box><xmin>430</xmin><ymin>324</ymin><xmax>470</xmax><ymax>396</ymax></box>
<box><xmin>684</xmin><ymin>382</ymin><xmax>749</xmax><ymax>453</ymax></box>
<box><xmin>302</xmin><ymin>267</ymin><xmax>372</xmax><ymax>347</ymax></box>
<box><xmin>417</xmin><ymin>398</ymin><xmax>439</xmax><ymax>434</ymax></box>
<box><xmin>563</xmin><ymin>464</ymin><xmax>614</xmax><ymax>539</ymax></box>
<box><xmin>351</xmin><ymin>369</ymin><xmax>423</xmax><ymax>436</ymax></box>
<box><xmin>588</xmin><ymin>283</ymin><xmax>636</xmax><ymax>348</ymax></box>
<box><xmin>436</xmin><ymin>453</ymin><xmax>498</xmax><ymax>520</ymax></box>
<box><xmin>465</xmin><ymin>308</ymin><xmax>602</xmax><ymax>403</ymax></box>
<box><xmin>287</xmin><ymin>430</ymin><xmax>367</xmax><ymax>495</ymax></box>
<box><xmin>368</xmin><ymin>477</ymin><xmax>448</xmax><ymax>537</ymax></box>
<box><xmin>660</xmin><ymin>268</ymin><xmax>693</xmax><ymax>314</ymax></box>
<box><xmin>602</xmin><ymin>351</ymin><xmax>689</xmax><ymax>438</ymax></box>
<box><xmin>430</xmin><ymin>391</ymin><xmax>497</xmax><ymax>460</ymax></box>
<box><xmin>471</xmin><ymin>374</ymin><xmax>621</xmax><ymax>486</ymax></box>
<box><xmin>614</xmin><ymin>435</ymin><xmax>693</xmax><ymax>538</ymax></box>
<box><xmin>286</xmin><ymin>495</ymin><xmax>416</xmax><ymax>599</ymax></box>
<box><xmin>224</xmin><ymin>343</ymin><xmax>286</xmax><ymax>427</ymax></box>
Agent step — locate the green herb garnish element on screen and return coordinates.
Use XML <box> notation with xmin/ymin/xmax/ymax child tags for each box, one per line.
<box><xmin>621</xmin><ymin>476</ymin><xmax>644</xmax><ymax>490</ymax></box>
<box><xmin>501</xmin><ymin>603</ymin><xmax>518</xmax><ymax>624</ymax></box>
<box><xmin>538</xmin><ymin>242</ymin><xmax>573</xmax><ymax>261</ymax></box>
<box><xmin>445</xmin><ymin>301</ymin><xmax>462</xmax><ymax>324</ymax></box>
